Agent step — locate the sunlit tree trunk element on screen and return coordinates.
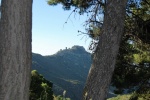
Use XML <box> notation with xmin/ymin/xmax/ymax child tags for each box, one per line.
<box><xmin>0</xmin><ymin>0</ymin><xmax>32</xmax><ymax>100</ymax></box>
<box><xmin>83</xmin><ymin>0</ymin><xmax>127</xmax><ymax>100</ymax></box>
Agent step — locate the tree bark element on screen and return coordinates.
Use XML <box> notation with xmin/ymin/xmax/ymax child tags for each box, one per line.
<box><xmin>0</xmin><ymin>0</ymin><xmax>32</xmax><ymax>100</ymax></box>
<box><xmin>83</xmin><ymin>0</ymin><xmax>127</xmax><ymax>100</ymax></box>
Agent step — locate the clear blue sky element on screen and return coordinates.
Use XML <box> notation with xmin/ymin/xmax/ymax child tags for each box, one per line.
<box><xmin>32</xmin><ymin>0</ymin><xmax>91</xmax><ymax>55</ymax></box>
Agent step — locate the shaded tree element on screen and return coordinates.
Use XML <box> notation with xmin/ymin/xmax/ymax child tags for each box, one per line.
<box><xmin>86</xmin><ymin>0</ymin><xmax>150</xmax><ymax>98</ymax></box>
<box><xmin>0</xmin><ymin>0</ymin><xmax>32</xmax><ymax>100</ymax></box>
<box><xmin>112</xmin><ymin>0</ymin><xmax>150</xmax><ymax>95</ymax></box>
<box><xmin>84</xmin><ymin>0</ymin><xmax>150</xmax><ymax>98</ymax></box>
<box><xmin>82</xmin><ymin>1</ymin><xmax>127</xmax><ymax>99</ymax></box>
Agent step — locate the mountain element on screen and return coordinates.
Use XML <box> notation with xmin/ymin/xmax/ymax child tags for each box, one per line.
<box><xmin>32</xmin><ymin>45</ymin><xmax>92</xmax><ymax>100</ymax></box>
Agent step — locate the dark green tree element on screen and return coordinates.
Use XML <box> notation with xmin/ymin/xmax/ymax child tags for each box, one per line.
<box><xmin>112</xmin><ymin>0</ymin><xmax>150</xmax><ymax>94</ymax></box>
<box><xmin>29</xmin><ymin>70</ymin><xmax>54</xmax><ymax>100</ymax></box>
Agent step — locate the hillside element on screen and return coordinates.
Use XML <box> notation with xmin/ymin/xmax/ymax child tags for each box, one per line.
<box><xmin>32</xmin><ymin>45</ymin><xmax>91</xmax><ymax>100</ymax></box>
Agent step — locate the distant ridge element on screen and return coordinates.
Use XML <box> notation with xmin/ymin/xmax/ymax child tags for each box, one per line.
<box><xmin>32</xmin><ymin>45</ymin><xmax>92</xmax><ymax>100</ymax></box>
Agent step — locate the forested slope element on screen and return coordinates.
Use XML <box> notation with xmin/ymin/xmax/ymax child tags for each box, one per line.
<box><xmin>32</xmin><ymin>46</ymin><xmax>91</xmax><ymax>100</ymax></box>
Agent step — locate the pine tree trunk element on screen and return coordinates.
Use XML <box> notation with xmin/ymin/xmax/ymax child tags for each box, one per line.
<box><xmin>83</xmin><ymin>0</ymin><xmax>127</xmax><ymax>100</ymax></box>
<box><xmin>0</xmin><ymin>0</ymin><xmax>32</xmax><ymax>100</ymax></box>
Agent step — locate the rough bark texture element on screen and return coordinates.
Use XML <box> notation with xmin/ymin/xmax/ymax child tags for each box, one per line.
<box><xmin>83</xmin><ymin>0</ymin><xmax>127</xmax><ymax>100</ymax></box>
<box><xmin>0</xmin><ymin>0</ymin><xmax>32</xmax><ymax>100</ymax></box>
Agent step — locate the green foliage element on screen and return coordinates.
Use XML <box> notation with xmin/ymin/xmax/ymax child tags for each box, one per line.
<box><xmin>129</xmin><ymin>92</ymin><xmax>150</xmax><ymax>100</ymax></box>
<box><xmin>112</xmin><ymin>36</ymin><xmax>150</xmax><ymax>94</ymax></box>
<box><xmin>138</xmin><ymin>92</ymin><xmax>150</xmax><ymax>100</ymax></box>
<box><xmin>107</xmin><ymin>93</ymin><xmax>150</xmax><ymax>100</ymax></box>
<box><xmin>87</xmin><ymin>24</ymin><xmax>101</xmax><ymax>39</ymax></box>
<box><xmin>53</xmin><ymin>90</ymin><xmax>71</xmax><ymax>100</ymax></box>
<box><xmin>54</xmin><ymin>95</ymin><xmax>71</xmax><ymax>100</ymax></box>
<box><xmin>29</xmin><ymin>70</ymin><xmax>54</xmax><ymax>100</ymax></box>
<box><xmin>111</xmin><ymin>0</ymin><xmax>150</xmax><ymax>97</ymax></box>
<box><xmin>129</xmin><ymin>93</ymin><xmax>138</xmax><ymax>100</ymax></box>
<box><xmin>126</xmin><ymin>0</ymin><xmax>150</xmax><ymax>44</ymax></box>
<box><xmin>47</xmin><ymin>0</ymin><xmax>94</xmax><ymax>11</ymax></box>
<box><xmin>107</xmin><ymin>94</ymin><xmax>131</xmax><ymax>100</ymax></box>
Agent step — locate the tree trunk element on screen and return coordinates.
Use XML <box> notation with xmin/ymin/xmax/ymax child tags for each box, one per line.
<box><xmin>0</xmin><ymin>0</ymin><xmax>32</xmax><ymax>100</ymax></box>
<box><xmin>83</xmin><ymin>0</ymin><xmax>127</xmax><ymax>100</ymax></box>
